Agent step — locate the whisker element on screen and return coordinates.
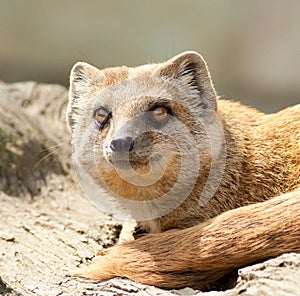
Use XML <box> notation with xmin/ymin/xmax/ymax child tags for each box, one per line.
<box><xmin>32</xmin><ymin>150</ymin><xmax>62</xmax><ymax>172</ymax></box>
<box><xmin>39</xmin><ymin>143</ymin><xmax>67</xmax><ymax>154</ymax></box>
<box><xmin>39</xmin><ymin>138</ymin><xmax>69</xmax><ymax>149</ymax></box>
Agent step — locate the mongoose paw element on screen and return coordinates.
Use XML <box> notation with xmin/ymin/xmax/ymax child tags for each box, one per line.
<box><xmin>118</xmin><ymin>221</ymin><xmax>137</xmax><ymax>244</ymax></box>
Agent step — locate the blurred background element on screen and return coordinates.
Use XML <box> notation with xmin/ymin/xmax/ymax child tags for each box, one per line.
<box><xmin>0</xmin><ymin>0</ymin><xmax>299</xmax><ymax>113</ymax></box>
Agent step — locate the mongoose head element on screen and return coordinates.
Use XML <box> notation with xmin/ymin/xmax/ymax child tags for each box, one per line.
<box><xmin>67</xmin><ymin>51</ymin><xmax>224</xmax><ymax>220</ymax></box>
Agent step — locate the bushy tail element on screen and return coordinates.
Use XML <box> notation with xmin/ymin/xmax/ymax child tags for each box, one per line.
<box><xmin>73</xmin><ymin>188</ymin><xmax>300</xmax><ymax>289</ymax></box>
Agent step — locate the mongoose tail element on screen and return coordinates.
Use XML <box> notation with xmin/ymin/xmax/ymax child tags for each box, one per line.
<box><xmin>73</xmin><ymin>187</ymin><xmax>300</xmax><ymax>289</ymax></box>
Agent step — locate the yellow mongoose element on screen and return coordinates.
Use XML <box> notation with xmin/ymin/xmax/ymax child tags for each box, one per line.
<box><xmin>67</xmin><ymin>51</ymin><xmax>300</xmax><ymax>289</ymax></box>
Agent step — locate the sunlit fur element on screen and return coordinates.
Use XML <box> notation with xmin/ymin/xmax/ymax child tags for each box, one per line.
<box><xmin>68</xmin><ymin>51</ymin><xmax>300</xmax><ymax>289</ymax></box>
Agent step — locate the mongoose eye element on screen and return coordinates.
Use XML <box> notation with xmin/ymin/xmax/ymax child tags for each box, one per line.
<box><xmin>94</xmin><ymin>107</ymin><xmax>111</xmax><ymax>129</ymax></box>
<box><xmin>151</xmin><ymin>106</ymin><xmax>169</xmax><ymax>123</ymax></box>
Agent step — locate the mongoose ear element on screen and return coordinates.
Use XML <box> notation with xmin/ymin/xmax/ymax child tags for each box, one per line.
<box><xmin>67</xmin><ymin>62</ymin><xmax>105</xmax><ymax>132</ymax></box>
<box><xmin>155</xmin><ymin>51</ymin><xmax>217</xmax><ymax>110</ymax></box>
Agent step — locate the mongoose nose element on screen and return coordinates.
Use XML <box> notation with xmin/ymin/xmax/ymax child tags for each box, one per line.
<box><xmin>110</xmin><ymin>137</ymin><xmax>134</xmax><ymax>153</ymax></box>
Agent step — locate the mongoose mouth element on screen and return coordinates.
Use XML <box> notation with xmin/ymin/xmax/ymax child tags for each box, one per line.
<box><xmin>109</xmin><ymin>151</ymin><xmax>164</xmax><ymax>171</ymax></box>
<box><xmin>111</xmin><ymin>159</ymin><xmax>133</xmax><ymax>170</ymax></box>
<box><xmin>110</xmin><ymin>157</ymin><xmax>150</xmax><ymax>171</ymax></box>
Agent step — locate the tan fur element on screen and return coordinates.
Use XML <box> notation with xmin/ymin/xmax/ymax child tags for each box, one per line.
<box><xmin>67</xmin><ymin>51</ymin><xmax>300</xmax><ymax>289</ymax></box>
<box><xmin>74</xmin><ymin>189</ymin><xmax>300</xmax><ymax>289</ymax></box>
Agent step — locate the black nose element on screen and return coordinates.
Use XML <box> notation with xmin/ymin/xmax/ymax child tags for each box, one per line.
<box><xmin>110</xmin><ymin>137</ymin><xmax>134</xmax><ymax>152</ymax></box>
